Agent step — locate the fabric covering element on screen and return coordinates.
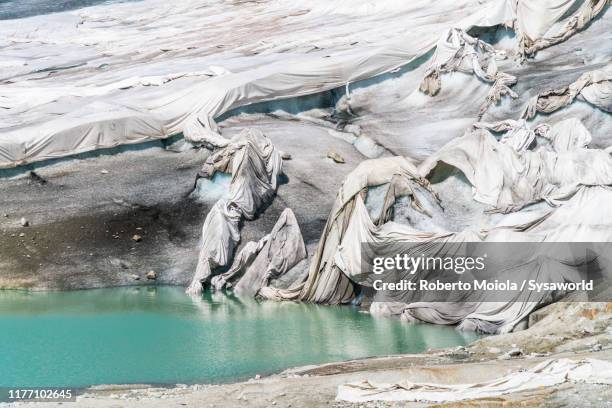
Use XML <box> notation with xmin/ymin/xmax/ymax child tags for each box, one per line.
<box><xmin>418</xmin><ymin>120</ymin><xmax>612</xmax><ymax>212</ymax></box>
<box><xmin>473</xmin><ymin>119</ymin><xmax>542</xmax><ymax>152</ymax></box>
<box><xmin>186</xmin><ymin>128</ymin><xmax>282</xmax><ymax>295</ymax></box>
<box><xmin>263</xmin><ymin>118</ymin><xmax>612</xmax><ymax>333</ymax></box>
<box><xmin>260</xmin><ymin>157</ymin><xmax>439</xmax><ymax>304</ymax></box>
<box><xmin>210</xmin><ymin>208</ymin><xmax>306</xmax><ymax>296</ymax></box>
<box><xmin>513</xmin><ymin>0</ymin><xmax>609</xmax><ymax>57</ymax></box>
<box><xmin>419</xmin><ymin>28</ymin><xmax>517</xmax><ymax>117</ymax></box>
<box><xmin>522</xmin><ymin>64</ymin><xmax>612</xmax><ymax>119</ymax></box>
<box><xmin>1</xmin><ymin>0</ymin><xmax>606</xmax><ymax>168</ymax></box>
<box><xmin>339</xmin><ymin>189</ymin><xmax>608</xmax><ymax>333</ymax></box>
<box><xmin>0</xmin><ymin>0</ymin><xmax>519</xmax><ymax>168</ymax></box>
<box><xmin>336</xmin><ymin>358</ymin><xmax>612</xmax><ymax>402</ymax></box>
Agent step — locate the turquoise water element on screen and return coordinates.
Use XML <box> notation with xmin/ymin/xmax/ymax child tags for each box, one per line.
<box><xmin>0</xmin><ymin>287</ymin><xmax>482</xmax><ymax>388</ymax></box>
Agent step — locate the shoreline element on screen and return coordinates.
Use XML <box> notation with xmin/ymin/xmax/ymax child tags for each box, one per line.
<box><xmin>4</xmin><ymin>299</ymin><xmax>610</xmax><ymax>407</ymax></box>
<box><xmin>9</xmin><ymin>346</ymin><xmax>611</xmax><ymax>407</ymax></box>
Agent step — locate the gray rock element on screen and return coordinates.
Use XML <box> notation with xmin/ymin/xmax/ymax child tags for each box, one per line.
<box><xmin>20</xmin><ymin>217</ymin><xmax>29</xmax><ymax>227</ymax></box>
<box><xmin>146</xmin><ymin>270</ymin><xmax>157</xmax><ymax>280</ymax></box>
<box><xmin>499</xmin><ymin>347</ymin><xmax>524</xmax><ymax>359</ymax></box>
<box><xmin>326</xmin><ymin>151</ymin><xmax>345</xmax><ymax>163</ymax></box>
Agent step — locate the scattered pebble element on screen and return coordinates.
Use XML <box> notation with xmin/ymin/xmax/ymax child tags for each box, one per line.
<box><xmin>101</xmin><ymin>169</ymin><xmax>109</xmax><ymax>174</ymax></box>
<box><xmin>281</xmin><ymin>151</ymin><xmax>292</xmax><ymax>160</ymax></box>
<box><xmin>20</xmin><ymin>217</ymin><xmax>29</xmax><ymax>227</ymax></box>
<box><xmin>131</xmin><ymin>274</ymin><xmax>140</xmax><ymax>281</ymax></box>
<box><xmin>28</xmin><ymin>171</ymin><xmax>47</xmax><ymax>185</ymax></box>
<box><xmin>146</xmin><ymin>270</ymin><xmax>157</xmax><ymax>280</ymax></box>
<box><xmin>327</xmin><ymin>151</ymin><xmax>345</xmax><ymax>163</ymax></box>
<box><xmin>19</xmin><ymin>233</ymin><xmax>25</xmax><ymax>237</ymax></box>
<box><xmin>132</xmin><ymin>234</ymin><xmax>143</xmax><ymax>242</ymax></box>
<box><xmin>591</xmin><ymin>343</ymin><xmax>603</xmax><ymax>352</ymax></box>
<box><xmin>506</xmin><ymin>347</ymin><xmax>523</xmax><ymax>358</ymax></box>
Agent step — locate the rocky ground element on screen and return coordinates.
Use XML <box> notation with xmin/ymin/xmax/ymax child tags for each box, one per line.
<box><xmin>0</xmin><ymin>108</ymin><xmax>364</xmax><ymax>289</ymax></box>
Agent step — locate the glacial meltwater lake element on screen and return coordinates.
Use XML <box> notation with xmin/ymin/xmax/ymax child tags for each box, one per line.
<box><xmin>0</xmin><ymin>286</ymin><xmax>482</xmax><ymax>388</ymax></box>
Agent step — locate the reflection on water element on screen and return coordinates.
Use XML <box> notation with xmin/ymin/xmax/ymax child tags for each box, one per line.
<box><xmin>0</xmin><ymin>287</ymin><xmax>483</xmax><ymax>388</ymax></box>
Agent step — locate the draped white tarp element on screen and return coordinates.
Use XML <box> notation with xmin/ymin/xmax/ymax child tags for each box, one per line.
<box><xmin>513</xmin><ymin>0</ymin><xmax>610</xmax><ymax>57</ymax></box>
<box><xmin>259</xmin><ymin>156</ymin><xmax>439</xmax><ymax>304</ymax></box>
<box><xmin>522</xmin><ymin>64</ymin><xmax>612</xmax><ymax>119</ymax></box>
<box><xmin>419</xmin><ymin>28</ymin><xmax>517</xmax><ymax>117</ymax></box>
<box><xmin>211</xmin><ymin>208</ymin><xmax>306</xmax><ymax>296</ymax></box>
<box><xmin>337</xmin><ymin>358</ymin><xmax>612</xmax><ymax>402</ymax></box>
<box><xmin>0</xmin><ymin>0</ymin><xmax>515</xmax><ymax>168</ymax></box>
<box><xmin>1</xmin><ymin>0</ymin><xmax>606</xmax><ymax>168</ymax></box>
<box><xmin>418</xmin><ymin>121</ymin><xmax>612</xmax><ymax>213</ymax></box>
<box><xmin>186</xmin><ymin>129</ymin><xmax>282</xmax><ymax>295</ymax></box>
<box><xmin>262</xmin><ymin>118</ymin><xmax>612</xmax><ymax>333</ymax></box>
<box><xmin>340</xmin><ymin>190</ymin><xmax>610</xmax><ymax>333</ymax></box>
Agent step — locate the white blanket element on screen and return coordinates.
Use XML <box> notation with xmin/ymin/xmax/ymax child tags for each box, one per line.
<box><xmin>337</xmin><ymin>358</ymin><xmax>612</xmax><ymax>402</ymax></box>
